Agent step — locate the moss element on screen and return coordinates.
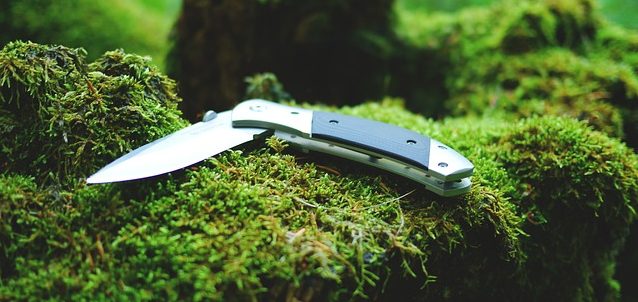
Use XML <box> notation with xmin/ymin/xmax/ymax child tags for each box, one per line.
<box><xmin>244</xmin><ymin>72</ymin><xmax>292</xmax><ymax>102</ymax></box>
<box><xmin>589</xmin><ymin>23</ymin><xmax>638</xmax><ymax>73</ymax></box>
<box><xmin>445</xmin><ymin>49</ymin><xmax>635</xmax><ymax>139</ymax></box>
<box><xmin>2</xmin><ymin>41</ymin><xmax>637</xmax><ymax>300</ymax></box>
<box><xmin>393</xmin><ymin>0</ymin><xmax>638</xmax><ymax>149</ymax></box>
<box><xmin>394</xmin><ymin>1</ymin><xmax>638</xmax><ymax>300</ymax></box>
<box><xmin>0</xmin><ymin>41</ymin><xmax>187</xmax><ymax>186</ymax></box>
<box><xmin>498</xmin><ymin>117</ymin><xmax>638</xmax><ymax>301</ymax></box>
<box><xmin>396</xmin><ymin>0</ymin><xmax>598</xmax><ymax>59</ymax></box>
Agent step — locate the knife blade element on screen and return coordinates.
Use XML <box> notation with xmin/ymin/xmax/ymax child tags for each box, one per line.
<box><xmin>86</xmin><ymin>111</ymin><xmax>268</xmax><ymax>184</ymax></box>
<box><xmin>87</xmin><ymin>99</ymin><xmax>474</xmax><ymax>196</ymax></box>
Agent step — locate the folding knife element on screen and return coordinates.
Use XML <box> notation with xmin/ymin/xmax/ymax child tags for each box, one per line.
<box><xmin>87</xmin><ymin>99</ymin><xmax>474</xmax><ymax>196</ymax></box>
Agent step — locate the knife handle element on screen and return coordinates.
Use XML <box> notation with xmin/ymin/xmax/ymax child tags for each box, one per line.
<box><xmin>233</xmin><ymin>99</ymin><xmax>473</xmax><ymax>180</ymax></box>
<box><xmin>232</xmin><ymin>99</ymin><xmax>431</xmax><ymax>170</ymax></box>
<box><xmin>311</xmin><ymin>111</ymin><xmax>431</xmax><ymax>170</ymax></box>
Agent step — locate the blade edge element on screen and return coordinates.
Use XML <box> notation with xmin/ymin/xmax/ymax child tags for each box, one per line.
<box><xmin>87</xmin><ymin>111</ymin><xmax>267</xmax><ymax>183</ymax></box>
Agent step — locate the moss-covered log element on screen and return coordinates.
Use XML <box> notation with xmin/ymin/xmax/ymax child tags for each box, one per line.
<box><xmin>2</xmin><ymin>42</ymin><xmax>637</xmax><ymax>301</ymax></box>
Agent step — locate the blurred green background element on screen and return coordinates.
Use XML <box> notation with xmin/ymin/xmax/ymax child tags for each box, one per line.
<box><xmin>0</xmin><ymin>0</ymin><xmax>181</xmax><ymax>69</ymax></box>
<box><xmin>2</xmin><ymin>0</ymin><xmax>635</xmax><ymax>71</ymax></box>
<box><xmin>399</xmin><ymin>0</ymin><xmax>638</xmax><ymax>30</ymax></box>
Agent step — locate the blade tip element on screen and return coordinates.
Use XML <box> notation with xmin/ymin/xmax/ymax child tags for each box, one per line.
<box><xmin>86</xmin><ymin>175</ymin><xmax>108</xmax><ymax>184</ymax></box>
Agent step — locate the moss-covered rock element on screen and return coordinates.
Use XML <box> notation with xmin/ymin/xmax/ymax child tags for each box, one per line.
<box><xmin>396</xmin><ymin>5</ymin><xmax>638</xmax><ymax>295</ymax></box>
<box><xmin>0</xmin><ymin>41</ymin><xmax>187</xmax><ymax>186</ymax></box>
<box><xmin>589</xmin><ymin>23</ymin><xmax>638</xmax><ymax>73</ymax></box>
<box><xmin>397</xmin><ymin>0</ymin><xmax>598</xmax><ymax>58</ymax></box>
<box><xmin>396</xmin><ymin>0</ymin><xmax>638</xmax><ymax>150</ymax></box>
<box><xmin>445</xmin><ymin>49</ymin><xmax>635</xmax><ymax>139</ymax></box>
<box><xmin>2</xmin><ymin>42</ymin><xmax>637</xmax><ymax>300</ymax></box>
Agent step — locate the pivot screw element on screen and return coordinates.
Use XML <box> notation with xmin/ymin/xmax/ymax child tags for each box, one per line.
<box><xmin>202</xmin><ymin>110</ymin><xmax>218</xmax><ymax>122</ymax></box>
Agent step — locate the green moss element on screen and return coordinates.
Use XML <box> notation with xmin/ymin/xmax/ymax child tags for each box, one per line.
<box><xmin>500</xmin><ymin>117</ymin><xmax>637</xmax><ymax>301</ymax></box>
<box><xmin>397</xmin><ymin>0</ymin><xmax>598</xmax><ymax>58</ymax></box>
<box><xmin>393</xmin><ymin>0</ymin><xmax>638</xmax><ymax>150</ymax></box>
<box><xmin>1</xmin><ymin>41</ymin><xmax>637</xmax><ymax>301</ymax></box>
<box><xmin>0</xmin><ymin>41</ymin><xmax>187</xmax><ymax>186</ymax></box>
<box><xmin>590</xmin><ymin>23</ymin><xmax>638</xmax><ymax>71</ymax></box>
<box><xmin>244</xmin><ymin>73</ymin><xmax>292</xmax><ymax>102</ymax></box>
<box><xmin>445</xmin><ymin>49</ymin><xmax>635</xmax><ymax>139</ymax></box>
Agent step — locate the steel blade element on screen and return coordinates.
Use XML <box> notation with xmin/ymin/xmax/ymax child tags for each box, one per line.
<box><xmin>87</xmin><ymin>111</ymin><xmax>268</xmax><ymax>183</ymax></box>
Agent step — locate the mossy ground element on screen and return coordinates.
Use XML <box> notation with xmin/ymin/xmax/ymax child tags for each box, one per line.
<box><xmin>2</xmin><ymin>42</ymin><xmax>638</xmax><ymax>301</ymax></box>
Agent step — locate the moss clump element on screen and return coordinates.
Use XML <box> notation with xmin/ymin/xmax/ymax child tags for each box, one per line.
<box><xmin>498</xmin><ymin>117</ymin><xmax>637</xmax><ymax>301</ymax></box>
<box><xmin>589</xmin><ymin>23</ymin><xmax>638</xmax><ymax>73</ymax></box>
<box><xmin>395</xmin><ymin>0</ymin><xmax>638</xmax><ymax>149</ymax></box>
<box><xmin>1</xmin><ymin>41</ymin><xmax>637</xmax><ymax>300</ymax></box>
<box><xmin>445</xmin><ymin>49</ymin><xmax>635</xmax><ymax>139</ymax></box>
<box><xmin>244</xmin><ymin>72</ymin><xmax>292</xmax><ymax>102</ymax></box>
<box><xmin>397</xmin><ymin>0</ymin><xmax>598</xmax><ymax>58</ymax></box>
<box><xmin>0</xmin><ymin>41</ymin><xmax>187</xmax><ymax>186</ymax></box>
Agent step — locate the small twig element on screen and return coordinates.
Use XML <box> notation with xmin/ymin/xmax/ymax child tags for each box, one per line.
<box><xmin>293</xmin><ymin>196</ymin><xmax>319</xmax><ymax>208</ymax></box>
<box><xmin>361</xmin><ymin>190</ymin><xmax>414</xmax><ymax>210</ymax></box>
<box><xmin>316</xmin><ymin>164</ymin><xmax>341</xmax><ymax>176</ymax></box>
<box><xmin>395</xmin><ymin>206</ymin><xmax>406</xmax><ymax>236</ymax></box>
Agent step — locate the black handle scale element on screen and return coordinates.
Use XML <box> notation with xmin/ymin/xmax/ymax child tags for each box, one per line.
<box><xmin>311</xmin><ymin>111</ymin><xmax>431</xmax><ymax>170</ymax></box>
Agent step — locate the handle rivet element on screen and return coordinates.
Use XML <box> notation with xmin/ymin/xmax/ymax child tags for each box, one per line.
<box><xmin>250</xmin><ymin>105</ymin><xmax>265</xmax><ymax>112</ymax></box>
<box><xmin>438</xmin><ymin>162</ymin><xmax>448</xmax><ymax>168</ymax></box>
